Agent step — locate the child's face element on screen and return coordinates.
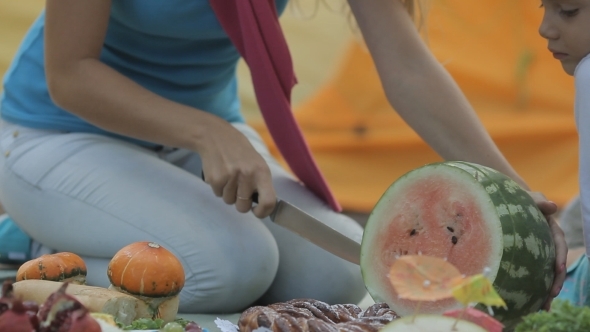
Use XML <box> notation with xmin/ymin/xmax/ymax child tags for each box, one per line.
<box><xmin>539</xmin><ymin>0</ymin><xmax>590</xmax><ymax>75</ymax></box>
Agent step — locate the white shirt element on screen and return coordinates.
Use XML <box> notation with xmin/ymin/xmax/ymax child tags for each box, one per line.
<box><xmin>574</xmin><ymin>54</ymin><xmax>590</xmax><ymax>257</ymax></box>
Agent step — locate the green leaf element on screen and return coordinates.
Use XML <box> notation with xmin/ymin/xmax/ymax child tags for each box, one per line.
<box><xmin>121</xmin><ymin>317</ymin><xmax>166</xmax><ymax>330</ymax></box>
<box><xmin>515</xmin><ymin>300</ymin><xmax>590</xmax><ymax>332</ymax></box>
<box><xmin>115</xmin><ymin>317</ymin><xmax>199</xmax><ymax>330</ymax></box>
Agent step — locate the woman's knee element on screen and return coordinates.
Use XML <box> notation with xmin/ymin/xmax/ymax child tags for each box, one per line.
<box><xmin>258</xmin><ymin>250</ymin><xmax>366</xmax><ymax>306</ymax></box>
<box><xmin>256</xmin><ymin>215</ymin><xmax>366</xmax><ymax>306</ymax></box>
<box><xmin>178</xmin><ymin>232</ymin><xmax>280</xmax><ymax>313</ymax></box>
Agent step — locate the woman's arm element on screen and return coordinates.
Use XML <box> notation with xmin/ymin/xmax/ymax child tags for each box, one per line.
<box><xmin>44</xmin><ymin>0</ymin><xmax>276</xmax><ymax>217</ymax></box>
<box><xmin>44</xmin><ymin>0</ymin><xmax>213</xmax><ymax>151</ymax></box>
<box><xmin>346</xmin><ymin>0</ymin><xmax>527</xmax><ymax>188</ymax></box>
<box><xmin>347</xmin><ymin>0</ymin><xmax>566</xmax><ymax>309</ymax></box>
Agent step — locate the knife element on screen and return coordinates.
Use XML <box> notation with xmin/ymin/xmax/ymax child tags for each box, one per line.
<box><xmin>252</xmin><ymin>193</ymin><xmax>362</xmax><ymax>265</ymax></box>
<box><xmin>200</xmin><ymin>171</ymin><xmax>361</xmax><ymax>265</ymax></box>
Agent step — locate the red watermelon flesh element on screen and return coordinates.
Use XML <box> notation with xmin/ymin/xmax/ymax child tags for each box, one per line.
<box><xmin>363</xmin><ymin>170</ymin><xmax>503</xmax><ymax>314</ymax></box>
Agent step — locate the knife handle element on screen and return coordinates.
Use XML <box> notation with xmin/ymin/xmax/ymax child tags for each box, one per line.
<box><xmin>202</xmin><ymin>170</ymin><xmax>260</xmax><ymax>203</ymax></box>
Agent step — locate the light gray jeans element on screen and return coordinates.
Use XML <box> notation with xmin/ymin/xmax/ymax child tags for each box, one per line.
<box><xmin>0</xmin><ymin>120</ymin><xmax>366</xmax><ymax>313</ymax></box>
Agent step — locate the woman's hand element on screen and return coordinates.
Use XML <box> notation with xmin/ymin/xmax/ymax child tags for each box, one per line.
<box><xmin>197</xmin><ymin>116</ymin><xmax>276</xmax><ymax>219</ymax></box>
<box><xmin>527</xmin><ymin>191</ymin><xmax>567</xmax><ymax>310</ymax></box>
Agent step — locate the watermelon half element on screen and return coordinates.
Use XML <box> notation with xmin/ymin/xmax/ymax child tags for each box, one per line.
<box><xmin>360</xmin><ymin>161</ymin><xmax>555</xmax><ymax>330</ymax></box>
<box><xmin>382</xmin><ymin>314</ymin><xmax>487</xmax><ymax>332</ymax></box>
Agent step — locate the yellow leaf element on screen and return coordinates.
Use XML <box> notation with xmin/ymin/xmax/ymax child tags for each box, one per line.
<box><xmin>451</xmin><ymin>274</ymin><xmax>507</xmax><ymax>308</ymax></box>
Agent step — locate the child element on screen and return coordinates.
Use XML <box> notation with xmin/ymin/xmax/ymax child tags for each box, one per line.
<box><xmin>539</xmin><ymin>0</ymin><xmax>590</xmax><ymax>305</ymax></box>
<box><xmin>555</xmin><ymin>197</ymin><xmax>590</xmax><ymax>305</ymax></box>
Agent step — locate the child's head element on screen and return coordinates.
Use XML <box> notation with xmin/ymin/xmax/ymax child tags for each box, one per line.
<box><xmin>539</xmin><ymin>0</ymin><xmax>590</xmax><ymax>75</ymax></box>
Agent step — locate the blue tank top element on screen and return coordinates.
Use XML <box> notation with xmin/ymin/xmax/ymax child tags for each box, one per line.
<box><xmin>0</xmin><ymin>0</ymin><xmax>289</xmax><ymax>146</ymax></box>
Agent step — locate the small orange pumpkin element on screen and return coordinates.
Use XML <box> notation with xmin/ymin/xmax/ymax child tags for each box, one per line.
<box><xmin>107</xmin><ymin>241</ymin><xmax>185</xmax><ymax>298</ymax></box>
<box><xmin>16</xmin><ymin>252</ymin><xmax>87</xmax><ymax>284</ymax></box>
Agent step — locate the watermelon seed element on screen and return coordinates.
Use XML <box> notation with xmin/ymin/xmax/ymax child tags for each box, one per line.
<box><xmin>410</xmin><ymin>229</ymin><xmax>417</xmax><ymax>236</ymax></box>
<box><xmin>451</xmin><ymin>236</ymin><xmax>458</xmax><ymax>245</ymax></box>
<box><xmin>447</xmin><ymin>226</ymin><xmax>455</xmax><ymax>232</ymax></box>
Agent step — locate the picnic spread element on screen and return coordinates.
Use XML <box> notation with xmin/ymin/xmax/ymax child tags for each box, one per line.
<box><xmin>0</xmin><ymin>159</ymin><xmax>569</xmax><ymax>332</ymax></box>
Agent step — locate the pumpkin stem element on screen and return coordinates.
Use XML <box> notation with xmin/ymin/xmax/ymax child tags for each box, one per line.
<box><xmin>148</xmin><ymin>243</ymin><xmax>161</xmax><ymax>249</ymax></box>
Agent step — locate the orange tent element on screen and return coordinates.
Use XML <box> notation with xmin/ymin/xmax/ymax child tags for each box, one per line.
<box><xmin>251</xmin><ymin>0</ymin><xmax>579</xmax><ymax>212</ymax></box>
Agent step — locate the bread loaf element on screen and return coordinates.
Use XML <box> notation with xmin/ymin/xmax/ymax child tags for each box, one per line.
<box><xmin>238</xmin><ymin>299</ymin><xmax>400</xmax><ymax>332</ymax></box>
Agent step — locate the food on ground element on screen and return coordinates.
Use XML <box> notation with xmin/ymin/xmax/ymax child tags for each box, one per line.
<box><xmin>0</xmin><ymin>281</ymin><xmax>38</xmax><ymax>331</ymax></box>
<box><xmin>91</xmin><ymin>312</ymin><xmax>118</xmax><ymax>326</ymax></box>
<box><xmin>514</xmin><ymin>299</ymin><xmax>590</xmax><ymax>331</ymax></box>
<box><xmin>108</xmin><ymin>241</ymin><xmax>185</xmax><ymax>323</ymax></box>
<box><xmin>238</xmin><ymin>298</ymin><xmax>399</xmax><ymax>332</ymax></box>
<box><xmin>184</xmin><ymin>321</ymin><xmax>204</xmax><ymax>332</ymax></box>
<box><xmin>443</xmin><ymin>308</ymin><xmax>504</xmax><ymax>332</ymax></box>
<box><xmin>97</xmin><ymin>318</ymin><xmax>126</xmax><ymax>332</ymax></box>
<box><xmin>382</xmin><ymin>315</ymin><xmax>487</xmax><ymax>332</ymax></box>
<box><xmin>120</xmin><ymin>317</ymin><xmax>203</xmax><ymax>331</ymax></box>
<box><xmin>38</xmin><ymin>282</ymin><xmax>102</xmax><ymax>332</ymax></box>
<box><xmin>2</xmin><ymin>280</ymin><xmax>101</xmax><ymax>332</ymax></box>
<box><xmin>13</xmin><ymin>279</ymin><xmax>146</xmax><ymax>326</ymax></box>
<box><xmin>16</xmin><ymin>251</ymin><xmax>87</xmax><ymax>284</ymax></box>
<box><xmin>162</xmin><ymin>322</ymin><xmax>184</xmax><ymax>332</ymax></box>
<box><xmin>361</xmin><ymin>161</ymin><xmax>556</xmax><ymax>330</ymax></box>
<box><xmin>2</xmin><ymin>280</ymin><xmax>204</xmax><ymax>331</ymax></box>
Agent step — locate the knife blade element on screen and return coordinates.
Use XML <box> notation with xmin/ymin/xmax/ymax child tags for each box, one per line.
<box><xmin>200</xmin><ymin>172</ymin><xmax>361</xmax><ymax>265</ymax></box>
<box><xmin>253</xmin><ymin>193</ymin><xmax>361</xmax><ymax>265</ymax></box>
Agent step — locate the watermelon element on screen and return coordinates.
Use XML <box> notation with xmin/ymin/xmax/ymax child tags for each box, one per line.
<box><xmin>382</xmin><ymin>314</ymin><xmax>487</xmax><ymax>332</ymax></box>
<box><xmin>360</xmin><ymin>161</ymin><xmax>555</xmax><ymax>330</ymax></box>
<box><xmin>443</xmin><ymin>307</ymin><xmax>504</xmax><ymax>332</ymax></box>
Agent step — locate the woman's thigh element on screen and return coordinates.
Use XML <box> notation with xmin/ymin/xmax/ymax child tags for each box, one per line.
<box><xmin>129</xmin><ymin>123</ymin><xmax>367</xmax><ymax>306</ymax></box>
<box><xmin>0</xmin><ymin>122</ymin><xmax>279</xmax><ymax>313</ymax></box>
<box><xmin>0</xmin><ymin>121</ymin><xmax>366</xmax><ymax>309</ymax></box>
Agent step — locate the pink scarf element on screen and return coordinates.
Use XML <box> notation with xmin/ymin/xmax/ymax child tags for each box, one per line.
<box><xmin>210</xmin><ymin>0</ymin><xmax>341</xmax><ymax>211</ymax></box>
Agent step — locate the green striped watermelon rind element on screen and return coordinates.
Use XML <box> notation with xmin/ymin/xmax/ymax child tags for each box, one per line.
<box><xmin>360</xmin><ymin>161</ymin><xmax>555</xmax><ymax>330</ymax></box>
<box><xmin>447</xmin><ymin>161</ymin><xmax>555</xmax><ymax>329</ymax></box>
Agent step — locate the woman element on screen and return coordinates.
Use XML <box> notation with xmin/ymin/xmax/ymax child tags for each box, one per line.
<box><xmin>0</xmin><ymin>0</ymin><xmax>565</xmax><ymax>313</ymax></box>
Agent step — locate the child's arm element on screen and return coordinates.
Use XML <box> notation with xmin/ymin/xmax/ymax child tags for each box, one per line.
<box><xmin>574</xmin><ymin>55</ymin><xmax>590</xmax><ymax>260</ymax></box>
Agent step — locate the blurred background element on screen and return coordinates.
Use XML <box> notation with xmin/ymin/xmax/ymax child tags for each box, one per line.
<box><xmin>0</xmin><ymin>0</ymin><xmax>578</xmax><ymax>219</ymax></box>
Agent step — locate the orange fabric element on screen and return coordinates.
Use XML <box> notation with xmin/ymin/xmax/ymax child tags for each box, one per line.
<box><xmin>251</xmin><ymin>0</ymin><xmax>579</xmax><ymax>212</ymax></box>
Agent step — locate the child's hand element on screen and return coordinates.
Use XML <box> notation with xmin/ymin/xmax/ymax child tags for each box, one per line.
<box><xmin>527</xmin><ymin>191</ymin><xmax>568</xmax><ymax>311</ymax></box>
